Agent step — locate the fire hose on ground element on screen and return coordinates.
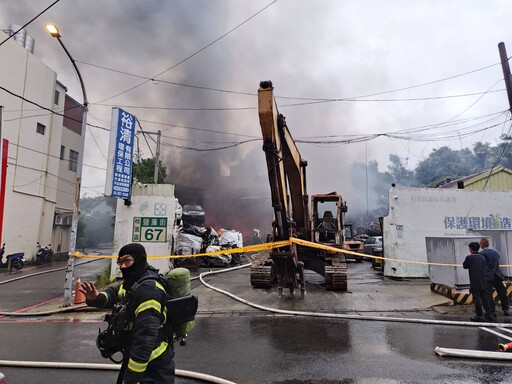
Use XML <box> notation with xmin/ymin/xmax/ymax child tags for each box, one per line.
<box><xmin>3</xmin><ymin>260</ymin><xmax>511</xmax><ymax>328</ymax></box>
<box><xmin>0</xmin><ymin>360</ymin><xmax>237</xmax><ymax>384</ymax></box>
<box><xmin>2</xmin><ymin>251</ymin><xmax>512</xmax><ymax>372</ymax></box>
<box><xmin>0</xmin><ymin>260</ymin><xmax>237</xmax><ymax>383</ymax></box>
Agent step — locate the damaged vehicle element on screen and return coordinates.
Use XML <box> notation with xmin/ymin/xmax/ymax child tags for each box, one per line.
<box><xmin>182</xmin><ymin>204</ymin><xmax>205</xmax><ymax>228</ymax></box>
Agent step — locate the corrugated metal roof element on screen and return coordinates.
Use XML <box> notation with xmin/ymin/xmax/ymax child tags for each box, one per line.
<box><xmin>438</xmin><ymin>166</ymin><xmax>512</xmax><ymax>190</ymax></box>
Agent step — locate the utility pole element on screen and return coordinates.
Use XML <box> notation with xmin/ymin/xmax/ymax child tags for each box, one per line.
<box><xmin>140</xmin><ymin>130</ymin><xmax>162</xmax><ymax>183</ymax></box>
<box><xmin>46</xmin><ymin>24</ymin><xmax>89</xmax><ymax>307</ymax></box>
<box><xmin>153</xmin><ymin>130</ymin><xmax>161</xmax><ymax>184</ymax></box>
<box><xmin>0</xmin><ymin>106</ymin><xmax>3</xmax><ymax>245</ymax></box>
<box><xmin>499</xmin><ymin>42</ymin><xmax>512</xmax><ymax>112</ymax></box>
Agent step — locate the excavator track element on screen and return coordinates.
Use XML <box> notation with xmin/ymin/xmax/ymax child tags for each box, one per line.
<box><xmin>324</xmin><ymin>255</ymin><xmax>348</xmax><ymax>291</ymax></box>
<box><xmin>250</xmin><ymin>262</ymin><xmax>274</xmax><ymax>288</ymax></box>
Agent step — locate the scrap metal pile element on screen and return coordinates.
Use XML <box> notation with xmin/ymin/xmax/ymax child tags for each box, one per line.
<box><xmin>174</xmin><ymin>225</ymin><xmax>244</xmax><ymax>268</ymax></box>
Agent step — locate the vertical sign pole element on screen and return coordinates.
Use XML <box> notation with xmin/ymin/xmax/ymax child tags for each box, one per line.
<box><xmin>153</xmin><ymin>130</ymin><xmax>161</xmax><ymax>184</ymax></box>
<box><xmin>0</xmin><ymin>106</ymin><xmax>3</xmax><ymax>244</ymax></box>
<box><xmin>63</xmin><ymin>102</ymin><xmax>88</xmax><ymax>307</ymax></box>
<box><xmin>0</xmin><ymin>139</ymin><xmax>8</xmax><ymax>244</ymax></box>
<box><xmin>0</xmin><ymin>106</ymin><xmax>7</xmax><ymax>245</ymax></box>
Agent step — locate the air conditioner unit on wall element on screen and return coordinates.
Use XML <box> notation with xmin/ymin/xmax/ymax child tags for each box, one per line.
<box><xmin>64</xmin><ymin>215</ymin><xmax>72</xmax><ymax>226</ymax></box>
<box><xmin>55</xmin><ymin>214</ymin><xmax>64</xmax><ymax>225</ymax></box>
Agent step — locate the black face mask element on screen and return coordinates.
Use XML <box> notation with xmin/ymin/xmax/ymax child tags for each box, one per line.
<box><xmin>120</xmin><ymin>262</ymin><xmax>148</xmax><ymax>286</ymax></box>
<box><xmin>118</xmin><ymin>243</ymin><xmax>149</xmax><ymax>289</ymax></box>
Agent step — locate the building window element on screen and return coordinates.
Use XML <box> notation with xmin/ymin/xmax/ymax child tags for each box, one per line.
<box><xmin>69</xmin><ymin>149</ymin><xmax>78</xmax><ymax>172</ymax></box>
<box><xmin>60</xmin><ymin>145</ymin><xmax>65</xmax><ymax>160</ymax></box>
<box><xmin>54</xmin><ymin>90</ymin><xmax>60</xmax><ymax>105</ymax></box>
<box><xmin>36</xmin><ymin>123</ymin><xmax>45</xmax><ymax>135</ymax></box>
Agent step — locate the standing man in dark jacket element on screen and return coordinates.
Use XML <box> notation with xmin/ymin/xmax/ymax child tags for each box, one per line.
<box><xmin>463</xmin><ymin>242</ymin><xmax>493</xmax><ymax>322</ymax></box>
<box><xmin>480</xmin><ymin>237</ymin><xmax>510</xmax><ymax>317</ymax></box>
<box><xmin>80</xmin><ymin>243</ymin><xmax>175</xmax><ymax>384</ymax></box>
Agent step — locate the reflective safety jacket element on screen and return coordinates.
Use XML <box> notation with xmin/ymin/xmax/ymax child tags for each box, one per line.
<box><xmin>89</xmin><ymin>267</ymin><xmax>173</xmax><ymax>383</ymax></box>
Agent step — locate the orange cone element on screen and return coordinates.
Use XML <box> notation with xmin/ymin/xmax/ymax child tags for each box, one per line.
<box><xmin>74</xmin><ymin>277</ymin><xmax>86</xmax><ymax>304</ymax></box>
<box><xmin>498</xmin><ymin>342</ymin><xmax>512</xmax><ymax>352</ymax></box>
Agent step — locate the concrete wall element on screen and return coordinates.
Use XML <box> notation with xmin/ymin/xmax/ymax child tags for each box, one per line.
<box><xmin>111</xmin><ymin>184</ymin><xmax>177</xmax><ymax>280</ymax></box>
<box><xmin>383</xmin><ymin>187</ymin><xmax>512</xmax><ymax>278</ymax></box>
<box><xmin>425</xmin><ymin>236</ymin><xmax>490</xmax><ymax>288</ymax></box>
<box><xmin>473</xmin><ymin>229</ymin><xmax>512</xmax><ymax>277</ymax></box>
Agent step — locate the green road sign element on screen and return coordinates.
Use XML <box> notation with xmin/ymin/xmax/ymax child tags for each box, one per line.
<box><xmin>133</xmin><ymin>217</ymin><xmax>168</xmax><ymax>242</ymax></box>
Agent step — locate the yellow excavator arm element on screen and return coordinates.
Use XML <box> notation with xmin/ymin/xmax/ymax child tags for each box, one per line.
<box><xmin>252</xmin><ymin>81</ymin><xmax>347</xmax><ymax>295</ymax></box>
<box><xmin>258</xmin><ymin>81</ymin><xmax>310</xmax><ymax>240</ymax></box>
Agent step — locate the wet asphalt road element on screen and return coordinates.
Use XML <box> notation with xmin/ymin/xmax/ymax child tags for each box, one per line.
<box><xmin>0</xmin><ymin>257</ymin><xmax>111</xmax><ymax>312</ymax></box>
<box><xmin>0</xmin><ymin>257</ymin><xmax>511</xmax><ymax>383</ymax></box>
<box><xmin>0</xmin><ymin>316</ymin><xmax>510</xmax><ymax>383</ymax></box>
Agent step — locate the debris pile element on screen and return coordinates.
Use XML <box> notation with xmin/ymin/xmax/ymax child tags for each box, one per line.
<box><xmin>175</xmin><ymin>225</ymin><xmax>244</xmax><ymax>268</ymax></box>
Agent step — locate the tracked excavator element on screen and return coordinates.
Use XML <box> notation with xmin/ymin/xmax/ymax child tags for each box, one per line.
<box><xmin>250</xmin><ymin>80</ymin><xmax>350</xmax><ymax>296</ymax></box>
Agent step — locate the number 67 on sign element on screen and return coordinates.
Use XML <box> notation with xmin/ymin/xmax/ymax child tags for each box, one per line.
<box><xmin>133</xmin><ymin>217</ymin><xmax>168</xmax><ymax>242</ymax></box>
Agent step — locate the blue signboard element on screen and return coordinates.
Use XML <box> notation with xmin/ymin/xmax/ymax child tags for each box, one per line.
<box><xmin>111</xmin><ymin>108</ymin><xmax>135</xmax><ymax>199</ymax></box>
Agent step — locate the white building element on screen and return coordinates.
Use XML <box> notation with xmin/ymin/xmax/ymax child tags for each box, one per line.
<box><xmin>0</xmin><ymin>30</ymin><xmax>83</xmax><ymax>258</ymax></box>
<box><xmin>383</xmin><ymin>186</ymin><xmax>512</xmax><ymax>278</ymax></box>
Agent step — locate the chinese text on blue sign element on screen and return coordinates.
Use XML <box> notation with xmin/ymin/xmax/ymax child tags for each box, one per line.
<box><xmin>112</xmin><ymin>108</ymin><xmax>135</xmax><ymax>199</ymax></box>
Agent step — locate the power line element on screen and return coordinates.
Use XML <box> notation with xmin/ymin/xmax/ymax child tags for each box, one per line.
<box><xmin>481</xmin><ymin>120</ymin><xmax>512</xmax><ymax>189</ymax></box>
<box><xmin>120</xmin><ymin>110</ymin><xmax>509</xmax><ymax>148</ymax></box>
<box><xmin>7</xmin><ymin>141</ymin><xmax>105</xmax><ymax>172</ymax></box>
<box><xmin>390</xmin><ymin>113</ymin><xmax>508</xmax><ymax>140</ymax></box>
<box><xmin>295</xmin><ymin>121</ymin><xmax>508</xmax><ymax>145</ymax></box>
<box><xmin>3</xmin><ymin>81</ymin><xmax>506</xmax><ymax>138</ymax></box>
<box><xmin>433</xmin><ymin>78</ymin><xmax>503</xmax><ymax>127</ymax></box>
<box><xmin>159</xmin><ymin>138</ymin><xmax>261</xmax><ymax>152</ymax></box>
<box><xmin>94</xmin><ymin>0</ymin><xmax>278</xmax><ymax>104</ymax></box>
<box><xmin>296</xmin><ymin>110</ymin><xmax>507</xmax><ymax>139</ymax></box>
<box><xmin>0</xmin><ymin>85</ymin><xmax>110</xmax><ymax>132</ymax></box>
<box><xmin>3</xmin><ymin>102</ymin><xmax>85</xmax><ymax>124</ymax></box>
<box><xmin>137</xmin><ymin>110</ymin><xmax>508</xmax><ymax>149</ymax></box>
<box><xmin>77</xmin><ymin>60</ymin><xmax>257</xmax><ymax>98</ymax></box>
<box><xmin>0</xmin><ymin>0</ymin><xmax>62</xmax><ymax>47</ymax></box>
<box><xmin>389</xmin><ymin>111</ymin><xmax>506</xmax><ymax>135</ymax></box>
<box><xmin>8</xmin><ymin>168</ymin><xmax>45</xmax><ymax>188</ymax></box>
<box><xmin>79</xmin><ymin>52</ymin><xmax>506</xmax><ymax>107</ymax></box>
<box><xmin>92</xmin><ymin>89</ymin><xmax>507</xmax><ymax>111</ymax></box>
<box><xmin>3</xmin><ymin>81</ymin><xmax>509</xmax><ymax>153</ymax></box>
<box><xmin>137</xmin><ymin>119</ymin><xmax>258</xmax><ymax>139</ymax></box>
<box><xmin>86</xmin><ymin>125</ymin><xmax>107</xmax><ymax>160</ymax></box>
<box><xmin>4</xmin><ymin>85</ymin><xmax>507</xmax><ymax>149</ymax></box>
<box><xmin>0</xmin><ymin>86</ymin><xmax>84</xmax><ymax>123</ymax></box>
<box><xmin>6</xmin><ymin>163</ymin><xmax>77</xmax><ymax>196</ymax></box>
<box><xmin>282</xmin><ymin>62</ymin><xmax>507</xmax><ymax>105</ymax></box>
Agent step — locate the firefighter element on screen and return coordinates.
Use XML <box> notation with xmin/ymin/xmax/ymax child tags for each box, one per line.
<box><xmin>80</xmin><ymin>243</ymin><xmax>175</xmax><ymax>384</ymax></box>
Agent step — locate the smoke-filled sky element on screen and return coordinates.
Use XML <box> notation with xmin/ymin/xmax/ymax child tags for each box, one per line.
<box><xmin>1</xmin><ymin>1</ymin><xmax>512</xmax><ymax>231</ymax></box>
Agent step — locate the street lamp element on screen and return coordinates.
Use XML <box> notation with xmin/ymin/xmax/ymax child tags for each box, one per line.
<box><xmin>46</xmin><ymin>23</ymin><xmax>88</xmax><ymax>307</ymax></box>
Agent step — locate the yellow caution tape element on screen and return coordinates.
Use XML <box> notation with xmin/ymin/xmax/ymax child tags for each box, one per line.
<box><xmin>70</xmin><ymin>240</ymin><xmax>291</xmax><ymax>260</ymax></box>
<box><xmin>150</xmin><ymin>240</ymin><xmax>292</xmax><ymax>259</ymax></box>
<box><xmin>69</xmin><ymin>239</ymin><xmax>512</xmax><ymax>268</ymax></box>
<box><xmin>289</xmin><ymin>238</ymin><xmax>488</xmax><ymax>267</ymax></box>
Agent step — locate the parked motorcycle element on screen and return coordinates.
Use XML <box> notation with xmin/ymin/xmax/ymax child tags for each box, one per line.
<box><xmin>36</xmin><ymin>242</ymin><xmax>53</xmax><ymax>265</ymax></box>
<box><xmin>0</xmin><ymin>243</ymin><xmax>25</xmax><ymax>270</ymax></box>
